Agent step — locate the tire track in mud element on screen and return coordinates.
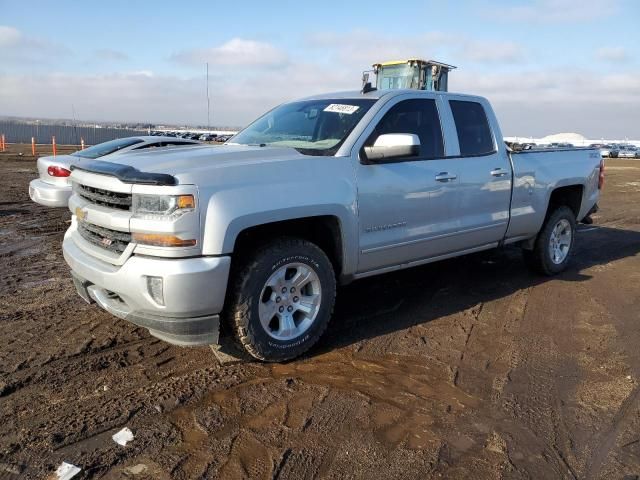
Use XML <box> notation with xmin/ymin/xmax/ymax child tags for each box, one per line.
<box><xmin>581</xmin><ymin>251</ymin><xmax>640</xmax><ymax>480</ymax></box>
<box><xmin>493</xmin><ymin>280</ymin><xmax>583</xmax><ymax>479</ymax></box>
<box><xmin>585</xmin><ymin>385</ymin><xmax>640</xmax><ymax>480</ymax></box>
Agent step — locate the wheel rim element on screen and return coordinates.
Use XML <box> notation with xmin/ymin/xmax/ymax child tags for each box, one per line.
<box><xmin>258</xmin><ymin>262</ymin><xmax>322</xmax><ymax>341</ymax></box>
<box><xmin>548</xmin><ymin>218</ymin><xmax>572</xmax><ymax>264</ymax></box>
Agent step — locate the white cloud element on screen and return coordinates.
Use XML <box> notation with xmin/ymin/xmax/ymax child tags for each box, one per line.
<box><xmin>451</xmin><ymin>69</ymin><xmax>640</xmax><ymax>137</ymax></box>
<box><xmin>0</xmin><ymin>25</ymin><xmax>23</xmax><ymax>47</ymax></box>
<box><xmin>1</xmin><ymin>28</ymin><xmax>637</xmax><ymax>138</ymax></box>
<box><xmin>170</xmin><ymin>38</ymin><xmax>288</xmax><ymax>67</ymax></box>
<box><xmin>488</xmin><ymin>0</ymin><xmax>619</xmax><ymax>23</ymax></box>
<box><xmin>0</xmin><ymin>25</ymin><xmax>68</xmax><ymax>63</ymax></box>
<box><xmin>595</xmin><ymin>46</ymin><xmax>629</xmax><ymax>62</ymax></box>
<box><xmin>1</xmin><ymin>62</ymin><xmax>638</xmax><ymax>138</ymax></box>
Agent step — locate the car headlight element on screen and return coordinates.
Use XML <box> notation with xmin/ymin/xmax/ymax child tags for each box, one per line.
<box><xmin>132</xmin><ymin>194</ymin><xmax>195</xmax><ymax>218</ymax></box>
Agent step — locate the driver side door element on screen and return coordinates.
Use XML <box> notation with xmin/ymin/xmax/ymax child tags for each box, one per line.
<box><xmin>355</xmin><ymin>96</ymin><xmax>461</xmax><ymax>273</ymax></box>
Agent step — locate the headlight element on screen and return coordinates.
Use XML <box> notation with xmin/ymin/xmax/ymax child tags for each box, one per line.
<box><xmin>132</xmin><ymin>194</ymin><xmax>195</xmax><ymax>218</ymax></box>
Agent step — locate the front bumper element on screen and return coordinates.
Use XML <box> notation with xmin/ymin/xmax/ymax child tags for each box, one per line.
<box><xmin>29</xmin><ymin>179</ymin><xmax>72</xmax><ymax>208</ymax></box>
<box><xmin>63</xmin><ymin>232</ymin><xmax>231</xmax><ymax>346</ymax></box>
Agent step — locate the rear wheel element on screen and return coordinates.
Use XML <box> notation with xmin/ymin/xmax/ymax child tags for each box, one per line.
<box><xmin>224</xmin><ymin>237</ymin><xmax>336</xmax><ymax>361</ymax></box>
<box><xmin>523</xmin><ymin>206</ymin><xmax>576</xmax><ymax>275</ymax></box>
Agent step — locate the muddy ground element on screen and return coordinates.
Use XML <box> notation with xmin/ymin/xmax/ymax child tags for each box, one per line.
<box><xmin>0</xmin><ymin>143</ymin><xmax>639</xmax><ymax>479</ymax></box>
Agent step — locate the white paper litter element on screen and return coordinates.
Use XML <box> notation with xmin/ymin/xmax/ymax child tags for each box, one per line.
<box><xmin>56</xmin><ymin>462</ymin><xmax>81</xmax><ymax>480</ymax></box>
<box><xmin>112</xmin><ymin>427</ymin><xmax>134</xmax><ymax>446</ymax></box>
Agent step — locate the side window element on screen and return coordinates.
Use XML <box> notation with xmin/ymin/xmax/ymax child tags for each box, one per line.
<box><xmin>449</xmin><ymin>100</ymin><xmax>495</xmax><ymax>156</ymax></box>
<box><xmin>366</xmin><ymin>99</ymin><xmax>444</xmax><ymax>159</ymax></box>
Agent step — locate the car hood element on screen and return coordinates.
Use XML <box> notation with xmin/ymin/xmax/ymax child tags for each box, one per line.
<box><xmin>77</xmin><ymin>144</ymin><xmax>311</xmax><ymax>184</ymax></box>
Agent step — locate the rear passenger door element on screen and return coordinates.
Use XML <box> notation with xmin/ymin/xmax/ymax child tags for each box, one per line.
<box><xmin>444</xmin><ymin>97</ymin><xmax>512</xmax><ymax>246</ymax></box>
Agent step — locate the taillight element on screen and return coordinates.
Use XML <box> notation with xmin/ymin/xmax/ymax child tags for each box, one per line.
<box><xmin>47</xmin><ymin>166</ymin><xmax>71</xmax><ymax>177</ymax></box>
<box><xmin>598</xmin><ymin>159</ymin><xmax>605</xmax><ymax>190</ymax></box>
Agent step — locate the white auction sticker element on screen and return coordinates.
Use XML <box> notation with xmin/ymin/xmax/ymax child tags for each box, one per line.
<box><xmin>323</xmin><ymin>104</ymin><xmax>360</xmax><ymax>114</ymax></box>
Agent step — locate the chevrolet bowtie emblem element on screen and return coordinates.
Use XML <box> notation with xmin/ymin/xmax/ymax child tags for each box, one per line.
<box><xmin>75</xmin><ymin>207</ymin><xmax>87</xmax><ymax>221</ymax></box>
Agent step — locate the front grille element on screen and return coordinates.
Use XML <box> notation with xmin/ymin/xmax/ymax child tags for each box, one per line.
<box><xmin>78</xmin><ymin>220</ymin><xmax>131</xmax><ymax>254</ymax></box>
<box><xmin>76</xmin><ymin>184</ymin><xmax>132</xmax><ymax>210</ymax></box>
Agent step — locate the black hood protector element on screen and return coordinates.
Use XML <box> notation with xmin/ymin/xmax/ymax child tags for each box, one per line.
<box><xmin>71</xmin><ymin>159</ymin><xmax>177</xmax><ymax>186</ymax></box>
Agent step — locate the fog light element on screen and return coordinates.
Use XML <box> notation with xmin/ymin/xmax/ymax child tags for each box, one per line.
<box><xmin>147</xmin><ymin>276</ymin><xmax>164</xmax><ymax>306</ymax></box>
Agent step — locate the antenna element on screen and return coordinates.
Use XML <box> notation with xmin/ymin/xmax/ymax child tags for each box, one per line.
<box><xmin>206</xmin><ymin>62</ymin><xmax>210</xmax><ymax>131</ymax></box>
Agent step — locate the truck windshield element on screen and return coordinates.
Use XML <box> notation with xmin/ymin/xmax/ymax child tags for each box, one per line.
<box><xmin>378</xmin><ymin>64</ymin><xmax>420</xmax><ymax>89</ymax></box>
<box><xmin>230</xmin><ymin>99</ymin><xmax>376</xmax><ymax>156</ymax></box>
<box><xmin>72</xmin><ymin>138</ymin><xmax>144</xmax><ymax>159</ymax></box>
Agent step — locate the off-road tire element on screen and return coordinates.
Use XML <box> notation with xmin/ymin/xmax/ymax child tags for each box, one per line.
<box><xmin>523</xmin><ymin>206</ymin><xmax>576</xmax><ymax>275</ymax></box>
<box><xmin>224</xmin><ymin>237</ymin><xmax>336</xmax><ymax>362</ymax></box>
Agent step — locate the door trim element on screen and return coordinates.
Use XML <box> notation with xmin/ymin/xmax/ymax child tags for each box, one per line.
<box><xmin>354</xmin><ymin>242</ymin><xmax>499</xmax><ymax>279</ymax></box>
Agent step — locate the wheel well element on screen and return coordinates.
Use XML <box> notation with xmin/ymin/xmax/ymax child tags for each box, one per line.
<box><xmin>548</xmin><ymin>185</ymin><xmax>583</xmax><ymax>219</ymax></box>
<box><xmin>233</xmin><ymin>216</ymin><xmax>344</xmax><ymax>275</ymax></box>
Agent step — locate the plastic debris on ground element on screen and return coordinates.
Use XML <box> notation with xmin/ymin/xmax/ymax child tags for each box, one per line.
<box><xmin>112</xmin><ymin>427</ymin><xmax>134</xmax><ymax>446</ymax></box>
<box><xmin>56</xmin><ymin>462</ymin><xmax>81</xmax><ymax>480</ymax></box>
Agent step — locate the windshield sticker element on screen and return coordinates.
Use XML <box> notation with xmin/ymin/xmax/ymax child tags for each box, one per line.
<box><xmin>323</xmin><ymin>104</ymin><xmax>360</xmax><ymax>115</ymax></box>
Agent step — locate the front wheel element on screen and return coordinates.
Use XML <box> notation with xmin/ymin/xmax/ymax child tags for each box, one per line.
<box><xmin>523</xmin><ymin>206</ymin><xmax>576</xmax><ymax>275</ymax></box>
<box><xmin>224</xmin><ymin>237</ymin><xmax>336</xmax><ymax>362</ymax></box>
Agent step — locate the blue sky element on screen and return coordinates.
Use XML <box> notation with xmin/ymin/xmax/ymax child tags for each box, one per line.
<box><xmin>1</xmin><ymin>0</ymin><xmax>639</xmax><ymax>137</ymax></box>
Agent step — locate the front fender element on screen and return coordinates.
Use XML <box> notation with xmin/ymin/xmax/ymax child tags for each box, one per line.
<box><xmin>200</xmin><ymin>178</ymin><xmax>359</xmax><ymax>275</ymax></box>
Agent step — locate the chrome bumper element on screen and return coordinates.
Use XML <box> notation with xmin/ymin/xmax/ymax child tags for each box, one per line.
<box><xmin>29</xmin><ymin>179</ymin><xmax>72</xmax><ymax>208</ymax></box>
<box><xmin>63</xmin><ymin>232</ymin><xmax>231</xmax><ymax>346</ymax></box>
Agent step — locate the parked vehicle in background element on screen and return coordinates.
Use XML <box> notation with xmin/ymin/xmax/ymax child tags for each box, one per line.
<box><xmin>595</xmin><ymin>144</ymin><xmax>614</xmax><ymax>158</ymax></box>
<box><xmin>62</xmin><ymin>89</ymin><xmax>603</xmax><ymax>361</ymax></box>
<box><xmin>609</xmin><ymin>145</ymin><xmax>621</xmax><ymax>158</ymax></box>
<box><xmin>618</xmin><ymin>145</ymin><xmax>638</xmax><ymax>158</ymax></box>
<box><xmin>29</xmin><ymin>136</ymin><xmax>200</xmax><ymax>208</ymax></box>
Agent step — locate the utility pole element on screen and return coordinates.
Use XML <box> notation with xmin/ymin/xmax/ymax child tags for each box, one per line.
<box><xmin>206</xmin><ymin>62</ymin><xmax>211</xmax><ymax>131</ymax></box>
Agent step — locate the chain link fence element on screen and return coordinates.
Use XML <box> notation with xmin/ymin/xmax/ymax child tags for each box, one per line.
<box><xmin>0</xmin><ymin>121</ymin><xmax>146</xmax><ymax>145</ymax></box>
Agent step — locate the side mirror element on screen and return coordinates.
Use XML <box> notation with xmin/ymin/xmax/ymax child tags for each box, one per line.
<box><xmin>363</xmin><ymin>133</ymin><xmax>420</xmax><ymax>162</ymax></box>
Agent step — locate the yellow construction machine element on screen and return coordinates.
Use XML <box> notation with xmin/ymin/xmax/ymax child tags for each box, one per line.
<box><xmin>362</xmin><ymin>58</ymin><xmax>456</xmax><ymax>93</ymax></box>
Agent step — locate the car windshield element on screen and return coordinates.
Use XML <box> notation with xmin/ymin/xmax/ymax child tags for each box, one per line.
<box><xmin>72</xmin><ymin>138</ymin><xmax>144</xmax><ymax>159</ymax></box>
<box><xmin>230</xmin><ymin>99</ymin><xmax>376</xmax><ymax>156</ymax></box>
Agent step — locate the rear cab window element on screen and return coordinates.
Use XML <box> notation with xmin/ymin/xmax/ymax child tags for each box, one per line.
<box><xmin>449</xmin><ymin>100</ymin><xmax>495</xmax><ymax>156</ymax></box>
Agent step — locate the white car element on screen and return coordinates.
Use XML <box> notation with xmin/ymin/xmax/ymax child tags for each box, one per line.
<box><xmin>29</xmin><ymin>136</ymin><xmax>200</xmax><ymax>207</ymax></box>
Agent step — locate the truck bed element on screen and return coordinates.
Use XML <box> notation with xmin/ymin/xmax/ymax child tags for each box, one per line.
<box><xmin>506</xmin><ymin>147</ymin><xmax>601</xmax><ymax>241</ymax></box>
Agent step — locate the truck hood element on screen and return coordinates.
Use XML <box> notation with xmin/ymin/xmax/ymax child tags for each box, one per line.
<box><xmin>79</xmin><ymin>144</ymin><xmax>310</xmax><ymax>183</ymax></box>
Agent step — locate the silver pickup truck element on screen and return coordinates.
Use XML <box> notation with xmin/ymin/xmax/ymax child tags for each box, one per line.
<box><xmin>62</xmin><ymin>89</ymin><xmax>603</xmax><ymax>361</ymax></box>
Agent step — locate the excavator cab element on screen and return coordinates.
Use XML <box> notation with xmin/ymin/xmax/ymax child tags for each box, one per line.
<box><xmin>363</xmin><ymin>59</ymin><xmax>456</xmax><ymax>92</ymax></box>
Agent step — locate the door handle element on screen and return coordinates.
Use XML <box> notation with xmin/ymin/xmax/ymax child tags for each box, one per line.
<box><xmin>490</xmin><ymin>168</ymin><xmax>508</xmax><ymax>177</ymax></box>
<box><xmin>435</xmin><ymin>172</ymin><xmax>457</xmax><ymax>182</ymax></box>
